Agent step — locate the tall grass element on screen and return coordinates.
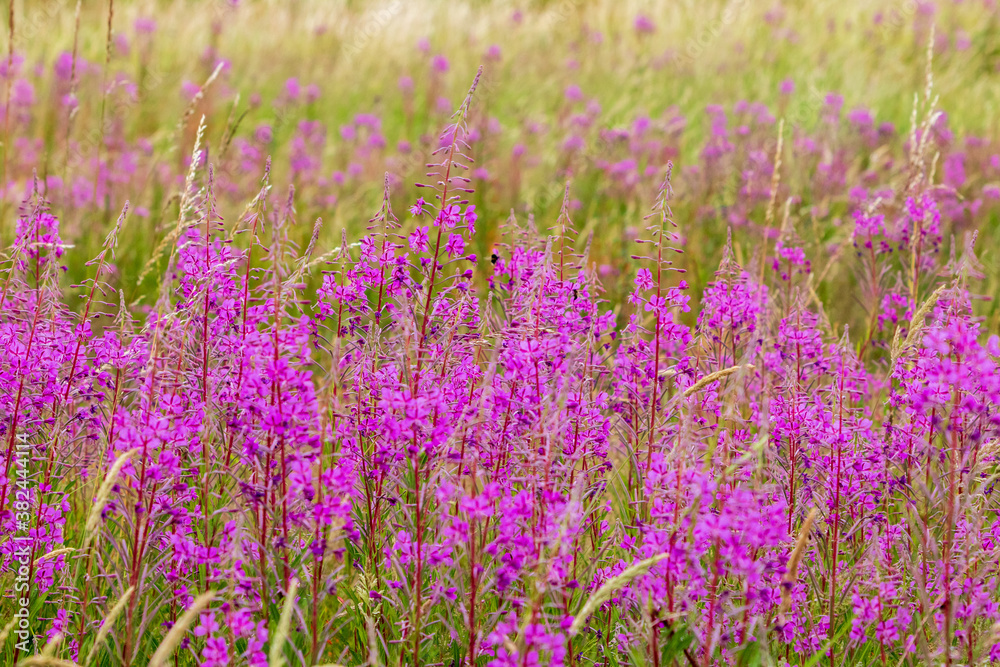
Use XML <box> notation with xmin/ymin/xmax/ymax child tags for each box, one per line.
<box><xmin>1</xmin><ymin>1</ymin><xmax>1000</xmax><ymax>666</ymax></box>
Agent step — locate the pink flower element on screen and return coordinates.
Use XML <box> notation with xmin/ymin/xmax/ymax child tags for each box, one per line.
<box><xmin>409</xmin><ymin>226</ymin><xmax>430</xmax><ymax>253</ymax></box>
<box><xmin>445</xmin><ymin>233</ymin><xmax>466</xmax><ymax>258</ymax></box>
<box><xmin>634</xmin><ymin>268</ymin><xmax>655</xmax><ymax>291</ymax></box>
<box><xmin>201</xmin><ymin>637</ymin><xmax>229</xmax><ymax>667</ymax></box>
<box><xmin>437</xmin><ymin>204</ymin><xmax>462</xmax><ymax>228</ymax></box>
<box><xmin>463</xmin><ymin>205</ymin><xmax>478</xmax><ymax>233</ymax></box>
<box><xmin>193</xmin><ymin>611</ymin><xmax>220</xmax><ymax>637</ymax></box>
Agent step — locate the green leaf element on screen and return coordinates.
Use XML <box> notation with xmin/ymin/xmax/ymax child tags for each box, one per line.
<box><xmin>802</xmin><ymin>615</ymin><xmax>853</xmax><ymax>667</ymax></box>
<box><xmin>736</xmin><ymin>640</ymin><xmax>763</xmax><ymax>667</ymax></box>
<box><xmin>661</xmin><ymin>623</ymin><xmax>696</xmax><ymax>665</ymax></box>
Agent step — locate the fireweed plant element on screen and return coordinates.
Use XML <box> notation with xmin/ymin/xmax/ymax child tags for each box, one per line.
<box><xmin>2</xmin><ymin>0</ymin><xmax>1000</xmax><ymax>330</ymax></box>
<box><xmin>2</xmin><ymin>34</ymin><xmax>1000</xmax><ymax>667</ymax></box>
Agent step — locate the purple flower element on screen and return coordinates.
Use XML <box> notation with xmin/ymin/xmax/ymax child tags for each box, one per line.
<box><xmin>634</xmin><ymin>14</ymin><xmax>656</xmax><ymax>34</ymax></box>
<box><xmin>445</xmin><ymin>233</ymin><xmax>466</xmax><ymax>258</ymax></box>
<box><xmin>200</xmin><ymin>637</ymin><xmax>229</xmax><ymax>667</ymax></box>
<box><xmin>432</xmin><ymin>54</ymin><xmax>450</xmax><ymax>73</ymax></box>
<box><xmin>437</xmin><ymin>204</ymin><xmax>461</xmax><ymax>228</ymax></box>
<box><xmin>409</xmin><ymin>226</ymin><xmax>430</xmax><ymax>253</ymax></box>
<box><xmin>634</xmin><ymin>268</ymin><xmax>654</xmax><ymax>291</ymax></box>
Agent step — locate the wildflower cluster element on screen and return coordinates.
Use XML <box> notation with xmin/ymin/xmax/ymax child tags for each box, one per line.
<box><xmin>0</xmin><ymin>4</ymin><xmax>999</xmax><ymax>667</ymax></box>
<box><xmin>2</xmin><ymin>68</ymin><xmax>999</xmax><ymax>666</ymax></box>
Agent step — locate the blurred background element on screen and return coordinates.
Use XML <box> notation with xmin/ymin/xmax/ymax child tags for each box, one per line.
<box><xmin>3</xmin><ymin>0</ymin><xmax>999</xmax><ymax>329</ymax></box>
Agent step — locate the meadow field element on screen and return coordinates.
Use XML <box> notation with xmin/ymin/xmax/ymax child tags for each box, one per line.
<box><xmin>2</xmin><ymin>0</ymin><xmax>1000</xmax><ymax>665</ymax></box>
